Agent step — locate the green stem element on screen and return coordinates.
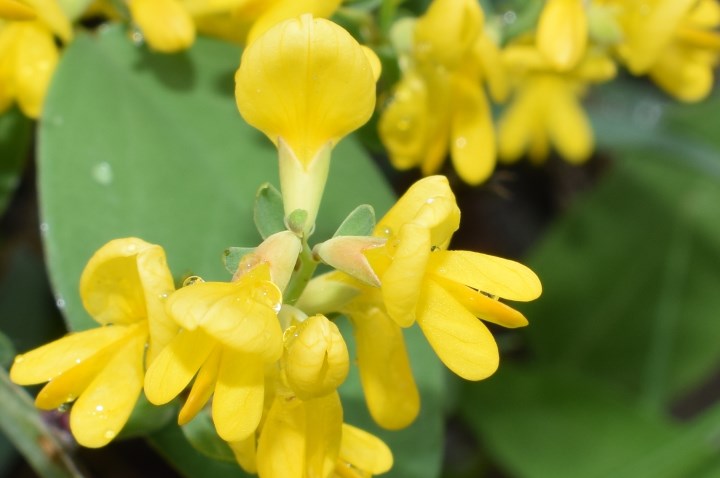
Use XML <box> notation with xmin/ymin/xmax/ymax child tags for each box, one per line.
<box><xmin>283</xmin><ymin>241</ymin><xmax>319</xmax><ymax>306</ymax></box>
<box><xmin>0</xmin><ymin>368</ymin><xmax>84</xmax><ymax>478</ymax></box>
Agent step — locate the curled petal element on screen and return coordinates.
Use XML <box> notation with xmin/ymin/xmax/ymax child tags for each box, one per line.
<box><xmin>428</xmin><ymin>250</ymin><xmax>541</xmax><ymax>301</ymax></box>
<box><xmin>178</xmin><ymin>347</ymin><xmax>221</xmax><ymax>425</ymax></box>
<box><xmin>417</xmin><ymin>280</ymin><xmax>499</xmax><ymax>381</ymax></box>
<box><xmin>213</xmin><ymin>349</ymin><xmax>265</xmax><ymax>441</ymax></box>
<box><xmin>69</xmin><ymin>329</ymin><xmax>146</xmax><ymax>448</ymax></box>
<box><xmin>144</xmin><ymin>329</ymin><xmax>215</xmax><ymax>405</ymax></box>
<box><xmin>339</xmin><ymin>424</ymin><xmax>393</xmax><ymax>474</ymax></box>
<box><xmin>381</xmin><ymin>223</ymin><xmax>430</xmax><ymax>327</ymax></box>
<box><xmin>235</xmin><ymin>15</ymin><xmax>377</xmax><ymax>165</ymax></box>
<box><xmin>375</xmin><ymin>175</ymin><xmax>458</xmax><ymax>238</ymax></box>
<box><xmin>349</xmin><ymin>298</ymin><xmax>419</xmax><ymax>429</ymax></box>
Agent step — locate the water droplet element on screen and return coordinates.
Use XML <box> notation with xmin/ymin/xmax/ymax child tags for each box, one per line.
<box><xmin>55</xmin><ymin>297</ymin><xmax>66</xmax><ymax>309</ymax></box>
<box><xmin>455</xmin><ymin>137</ymin><xmax>467</xmax><ymax>149</ymax></box>
<box><xmin>397</xmin><ymin>118</ymin><xmax>411</xmax><ymax>131</ymax></box>
<box><xmin>95</xmin><ymin>405</ymin><xmax>104</xmax><ymax>412</ymax></box>
<box><xmin>158</xmin><ymin>292</ymin><xmax>170</xmax><ymax>300</ymax></box>
<box><xmin>57</xmin><ymin>403</ymin><xmax>70</xmax><ymax>413</ymax></box>
<box><xmin>104</xmin><ymin>430</ymin><xmax>116</xmax><ymax>440</ymax></box>
<box><xmin>51</xmin><ymin>116</ymin><xmax>64</xmax><ymax>126</ymax></box>
<box><xmin>131</xmin><ymin>30</ymin><xmax>144</xmax><ymax>46</ymax></box>
<box><xmin>74</xmin><ymin>358</ymin><xmax>81</xmax><ymax>364</ymax></box>
<box><xmin>426</xmin><ymin>197</ymin><xmax>436</xmax><ymax>204</ymax></box>
<box><xmin>39</xmin><ymin>222</ymin><xmax>50</xmax><ymax>234</ymax></box>
<box><xmin>503</xmin><ymin>11</ymin><xmax>517</xmax><ymax>24</ymax></box>
<box><xmin>380</xmin><ymin>226</ymin><xmax>393</xmax><ymax>238</ymax></box>
<box><xmin>92</xmin><ymin>162</ymin><xmax>113</xmax><ymax>186</ymax></box>
<box><xmin>126</xmin><ymin>243</ymin><xmax>137</xmax><ymax>253</ymax></box>
<box><xmin>14</xmin><ymin>355</ymin><xmax>24</xmax><ymax>364</ymax></box>
<box><xmin>183</xmin><ymin>275</ymin><xmax>205</xmax><ymax>287</ymax></box>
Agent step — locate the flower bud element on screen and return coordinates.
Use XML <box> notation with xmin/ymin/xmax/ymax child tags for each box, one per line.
<box><xmin>283</xmin><ymin>315</ymin><xmax>349</xmax><ymax>399</ymax></box>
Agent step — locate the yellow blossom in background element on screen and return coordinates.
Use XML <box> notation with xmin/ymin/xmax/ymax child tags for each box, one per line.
<box><xmin>537</xmin><ymin>0</ymin><xmax>588</xmax><ymax>71</ymax></box>
<box><xmin>9</xmin><ymin>238</ymin><xmax>176</xmax><ymax>447</ymax></box>
<box><xmin>498</xmin><ymin>44</ymin><xmax>616</xmax><ymax>164</ymax></box>
<box><xmin>143</xmin><ymin>263</ymin><xmax>283</xmax><ymax>442</ymax></box>
<box><xmin>379</xmin><ymin>0</ymin><xmax>505</xmax><ymax>185</ymax></box>
<box><xmin>127</xmin><ymin>0</ymin><xmax>196</xmax><ymax>52</ymax></box>
<box><xmin>235</xmin><ymin>14</ymin><xmax>379</xmax><ymax>232</ymax></box>
<box><xmin>602</xmin><ymin>0</ymin><xmax>720</xmax><ymax>102</ymax></box>
<box><xmin>0</xmin><ymin>0</ymin><xmax>72</xmax><ymax>117</ymax></box>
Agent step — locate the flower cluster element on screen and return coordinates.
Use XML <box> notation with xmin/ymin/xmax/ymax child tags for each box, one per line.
<box><xmin>379</xmin><ymin>0</ymin><xmax>720</xmax><ymax>180</ymax></box>
<box><xmin>10</xmin><ymin>11</ymin><xmax>541</xmax><ymax>478</ymax></box>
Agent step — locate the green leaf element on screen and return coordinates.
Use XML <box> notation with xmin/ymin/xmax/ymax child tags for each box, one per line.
<box><xmin>460</xmin><ymin>365</ymin><xmax>718</xmax><ymax>478</ymax></box>
<box><xmin>181</xmin><ymin>409</ymin><xmax>236</xmax><ymax>463</ymax></box>
<box><xmin>333</xmin><ymin>204</ymin><xmax>376</xmax><ymax>237</ymax></box>
<box><xmin>520</xmin><ymin>87</ymin><xmax>720</xmax><ymax>409</ymax></box>
<box><xmin>222</xmin><ymin>247</ymin><xmax>255</xmax><ymax>275</ymax></box>
<box><xmin>38</xmin><ymin>26</ymin><xmax>395</xmax><ymax>331</ymax></box>
<box><xmin>0</xmin><ymin>330</ymin><xmax>15</xmax><ymax>369</ymax></box>
<box><xmin>0</xmin><ymin>107</ymin><xmax>32</xmax><ymax>218</ymax></box>
<box><xmin>0</xmin><ymin>369</ymin><xmax>82</xmax><ymax>478</ymax></box>
<box><xmin>253</xmin><ymin>183</ymin><xmax>285</xmax><ymax>240</ymax></box>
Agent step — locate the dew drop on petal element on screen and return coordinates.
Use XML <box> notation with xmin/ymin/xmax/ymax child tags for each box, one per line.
<box><xmin>455</xmin><ymin>137</ymin><xmax>467</xmax><ymax>149</ymax></box>
<box><xmin>104</xmin><ymin>430</ymin><xmax>116</xmax><ymax>440</ymax></box>
<box><xmin>55</xmin><ymin>297</ymin><xmax>66</xmax><ymax>309</ymax></box>
<box><xmin>183</xmin><ymin>276</ymin><xmax>205</xmax><ymax>287</ymax></box>
<box><xmin>39</xmin><ymin>223</ymin><xmax>49</xmax><ymax>235</ymax></box>
<box><xmin>503</xmin><ymin>10</ymin><xmax>517</xmax><ymax>24</ymax></box>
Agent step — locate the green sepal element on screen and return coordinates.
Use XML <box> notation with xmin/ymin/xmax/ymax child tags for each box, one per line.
<box><xmin>117</xmin><ymin>395</ymin><xmax>178</xmax><ymax>440</ymax></box>
<box><xmin>223</xmin><ymin>247</ymin><xmax>255</xmax><ymax>275</ymax></box>
<box><xmin>181</xmin><ymin>409</ymin><xmax>237</xmax><ymax>463</ymax></box>
<box><xmin>333</xmin><ymin>204</ymin><xmax>376</xmax><ymax>237</ymax></box>
<box><xmin>286</xmin><ymin>209</ymin><xmax>308</xmax><ymax>235</ymax></box>
<box><xmin>254</xmin><ymin>183</ymin><xmax>285</xmax><ymax>240</ymax></box>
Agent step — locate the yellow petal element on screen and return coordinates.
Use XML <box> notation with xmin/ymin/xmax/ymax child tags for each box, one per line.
<box><xmin>649</xmin><ymin>45</ymin><xmax>714</xmax><ymax>102</ymax></box>
<box><xmin>428</xmin><ymin>250</ymin><xmax>542</xmax><ymax>301</ymax></box>
<box><xmin>283</xmin><ymin>315</ymin><xmax>350</xmax><ymax>400</ymax></box>
<box><xmin>497</xmin><ymin>83</ymin><xmax>536</xmax><ymax>163</ymax></box>
<box><xmin>474</xmin><ymin>34</ymin><xmax>509</xmax><ymax>103</ymax></box>
<box><xmin>0</xmin><ymin>26</ymin><xmax>19</xmax><ymax>114</ymax></box>
<box><xmin>433</xmin><ymin>276</ymin><xmax>528</xmax><ymax>328</ymax></box>
<box><xmin>35</xmin><ymin>332</ymin><xmax>133</xmax><ymax>410</ymax></box>
<box><xmin>177</xmin><ymin>346</ymin><xmax>221</xmax><ymax>425</ymax></box>
<box><xmin>80</xmin><ymin>238</ymin><xmax>172</xmax><ymax>327</ymax></box>
<box><xmin>545</xmin><ymin>78</ymin><xmax>593</xmax><ymax>163</ymax></box>
<box><xmin>416</xmin><ymin>280</ymin><xmax>498</xmax><ymax>381</ymax></box>
<box><xmin>0</xmin><ymin>0</ymin><xmax>35</xmax><ymax>20</ymax></box>
<box><xmin>619</xmin><ymin>0</ymin><xmax>696</xmax><ymax>74</ymax></box>
<box><xmin>378</xmin><ymin>72</ymin><xmax>430</xmax><ymax>170</ymax></box>
<box><xmin>22</xmin><ymin>0</ymin><xmax>72</xmax><ymax>41</ymax></box>
<box><xmin>256</xmin><ymin>395</ymin><xmax>305</xmax><ymax>478</ymax></box>
<box><xmin>245</xmin><ymin>0</ymin><xmax>342</xmax><ymax>45</ymax></box>
<box><xmin>143</xmin><ymin>329</ymin><xmax>215</xmax><ymax>405</ymax></box>
<box><xmin>235</xmin><ymin>15</ymin><xmax>377</xmax><ymax>165</ymax></box>
<box><xmin>375</xmin><ymin>175</ymin><xmax>458</xmax><ymax>237</ymax></box>
<box><xmin>128</xmin><ymin>0</ymin><xmax>195</xmax><ymax>52</ymax></box>
<box><xmin>166</xmin><ymin>280</ymin><xmax>283</xmax><ymax>361</ymax></box>
<box><xmin>537</xmin><ymin>0</ymin><xmax>587</xmax><ymax>71</ymax></box>
<box><xmin>10</xmin><ymin>326</ymin><xmax>130</xmax><ymax>385</ymax></box>
<box><xmin>382</xmin><ymin>223</ymin><xmax>430</xmax><ymax>328</ymax></box>
<box><xmin>361</xmin><ymin>45</ymin><xmax>381</xmax><ymax>82</ymax></box>
<box><xmin>414</xmin><ymin>0</ymin><xmax>483</xmax><ymax>68</ymax></box>
<box><xmin>450</xmin><ymin>75</ymin><xmax>495</xmax><ymax>185</ymax></box>
<box><xmin>305</xmin><ymin>392</ymin><xmax>342</xmax><ymax>478</ymax></box>
<box><xmin>212</xmin><ymin>349</ymin><xmax>264</xmax><ymax>441</ymax></box>
<box><xmin>69</xmin><ymin>329</ymin><xmax>145</xmax><ymax>448</ymax></box>
<box><xmin>228</xmin><ymin>434</ymin><xmax>257</xmax><ymax>474</ymax></box>
<box><xmin>348</xmin><ymin>298</ymin><xmax>419</xmax><ymax>429</ymax></box>
<box><xmin>339</xmin><ymin>423</ymin><xmax>393</xmax><ymax>474</ymax></box>
<box><xmin>13</xmin><ymin>22</ymin><xmax>58</xmax><ymax>119</ymax></box>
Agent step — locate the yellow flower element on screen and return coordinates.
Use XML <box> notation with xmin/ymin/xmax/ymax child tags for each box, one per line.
<box><xmin>9</xmin><ymin>238</ymin><xmax>176</xmax><ymax>448</ymax></box>
<box><xmin>257</xmin><ymin>390</ymin><xmax>343</xmax><ymax>478</ymax></box>
<box><xmin>605</xmin><ymin>0</ymin><xmax>720</xmax><ymax>102</ymax></box>
<box><xmin>364</xmin><ymin>176</ymin><xmax>541</xmax><ymax>381</ymax></box>
<box><xmin>498</xmin><ymin>45</ymin><xmax>616</xmax><ymax>164</ymax></box>
<box><xmin>282</xmin><ymin>314</ymin><xmax>350</xmax><ymax>400</ymax></box>
<box><xmin>0</xmin><ymin>0</ymin><xmax>71</xmax><ymax>118</ymax></box>
<box><xmin>537</xmin><ymin>0</ymin><xmax>588</xmax><ymax>71</ymax></box>
<box><xmin>335</xmin><ymin>423</ymin><xmax>393</xmax><ymax>478</ymax></box>
<box><xmin>379</xmin><ymin>0</ymin><xmax>503</xmax><ymax>185</ymax></box>
<box><xmin>143</xmin><ymin>263</ymin><xmax>283</xmax><ymax>442</ymax></box>
<box><xmin>127</xmin><ymin>0</ymin><xmax>196</xmax><ymax>53</ymax></box>
<box><xmin>235</xmin><ymin>14</ymin><xmax>379</xmax><ymax>232</ymax></box>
